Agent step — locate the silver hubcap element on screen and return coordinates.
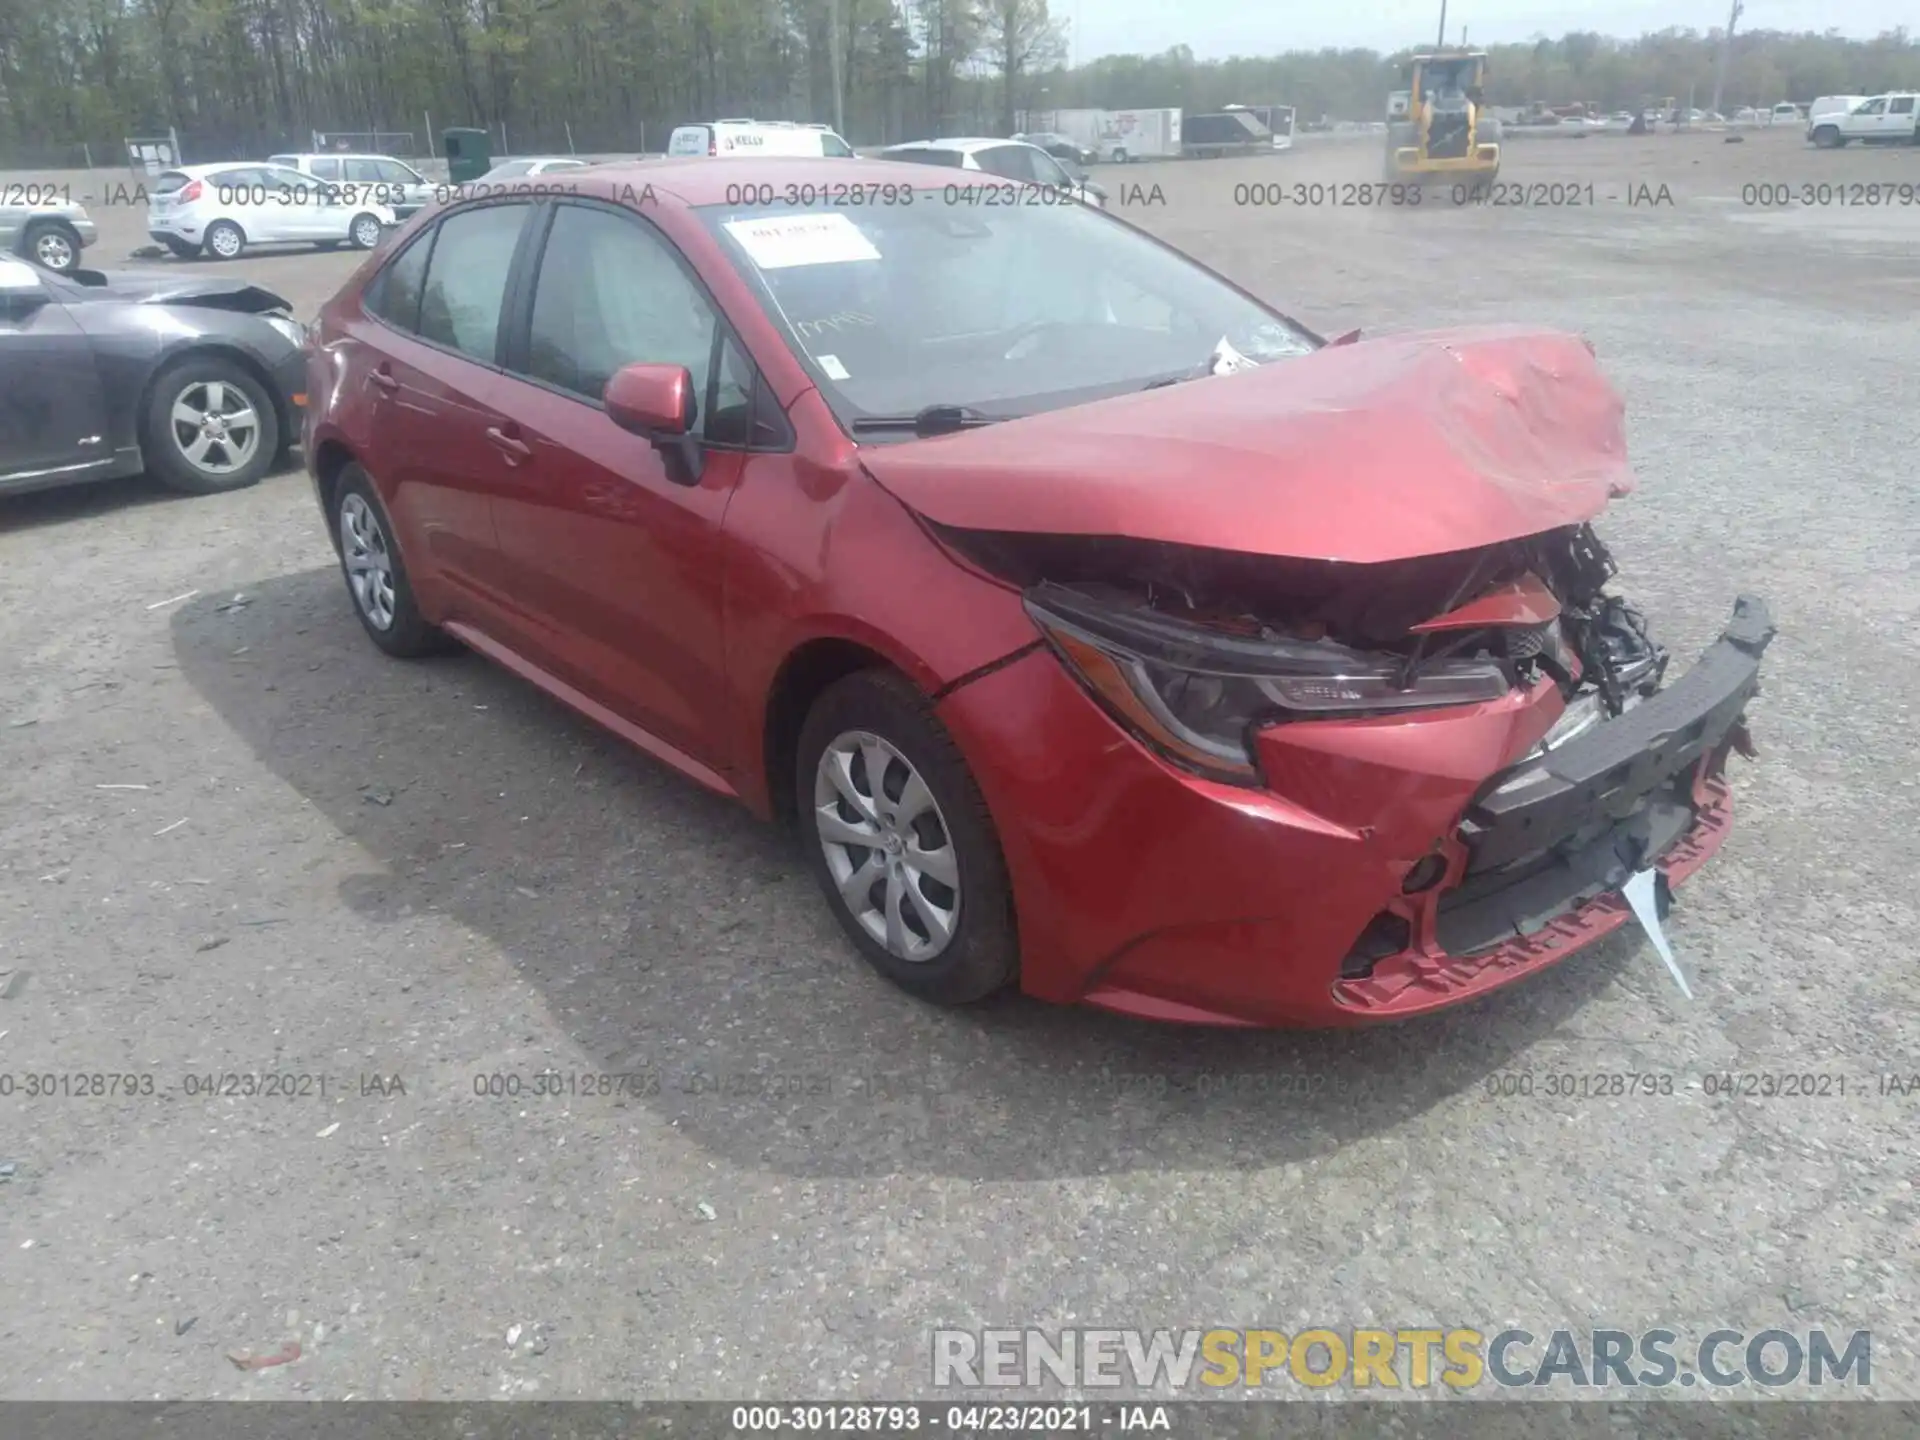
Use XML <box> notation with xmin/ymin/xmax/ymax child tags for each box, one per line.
<box><xmin>169</xmin><ymin>379</ymin><xmax>260</xmax><ymax>474</ymax></box>
<box><xmin>339</xmin><ymin>493</ymin><xmax>397</xmax><ymax>630</ymax></box>
<box><xmin>814</xmin><ymin>731</ymin><xmax>960</xmax><ymax>962</ymax></box>
<box><xmin>211</xmin><ymin>227</ymin><xmax>240</xmax><ymax>256</ymax></box>
<box><xmin>35</xmin><ymin>232</ymin><xmax>73</xmax><ymax>268</ymax></box>
<box><xmin>354</xmin><ymin>217</ymin><xmax>380</xmax><ymax>246</ymax></box>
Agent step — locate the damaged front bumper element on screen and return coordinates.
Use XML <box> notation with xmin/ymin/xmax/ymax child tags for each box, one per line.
<box><xmin>1336</xmin><ymin>595</ymin><xmax>1775</xmax><ymax>1015</ymax></box>
<box><xmin>936</xmin><ymin>594</ymin><xmax>1775</xmax><ymax>1028</ymax></box>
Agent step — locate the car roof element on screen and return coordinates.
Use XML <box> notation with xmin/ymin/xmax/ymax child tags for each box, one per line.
<box><xmin>883</xmin><ymin>137</ymin><xmax>1024</xmax><ymax>154</ymax></box>
<box><xmin>451</xmin><ymin>155</ymin><xmax>1003</xmax><ymax>209</ymax></box>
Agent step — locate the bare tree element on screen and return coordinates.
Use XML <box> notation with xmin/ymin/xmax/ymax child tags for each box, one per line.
<box><xmin>979</xmin><ymin>0</ymin><xmax>1061</xmax><ymax>135</ymax></box>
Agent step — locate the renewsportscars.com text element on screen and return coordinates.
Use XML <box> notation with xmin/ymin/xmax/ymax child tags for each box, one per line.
<box><xmin>931</xmin><ymin>1327</ymin><xmax>1871</xmax><ymax>1391</ymax></box>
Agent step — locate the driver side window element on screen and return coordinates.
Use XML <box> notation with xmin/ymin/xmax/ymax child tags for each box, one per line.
<box><xmin>975</xmin><ymin>145</ymin><xmax>1040</xmax><ymax>182</ymax></box>
<box><xmin>523</xmin><ymin>204</ymin><xmax>756</xmax><ymax>444</ymax></box>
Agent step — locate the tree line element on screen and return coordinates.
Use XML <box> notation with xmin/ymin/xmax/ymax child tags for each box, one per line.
<box><xmin>0</xmin><ymin>0</ymin><xmax>1915</xmax><ymax>169</ymax></box>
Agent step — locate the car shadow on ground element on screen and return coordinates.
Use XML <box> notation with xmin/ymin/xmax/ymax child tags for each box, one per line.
<box><xmin>170</xmin><ymin>566</ymin><xmax>1642</xmax><ymax>1181</ymax></box>
<box><xmin>0</xmin><ymin>455</ymin><xmax>305</xmax><ymax>533</ymax></box>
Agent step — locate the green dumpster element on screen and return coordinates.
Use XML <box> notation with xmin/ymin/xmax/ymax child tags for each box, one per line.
<box><xmin>443</xmin><ymin>128</ymin><xmax>493</xmax><ymax>183</ymax></box>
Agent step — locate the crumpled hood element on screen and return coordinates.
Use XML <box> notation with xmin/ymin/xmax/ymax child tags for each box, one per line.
<box><xmin>72</xmin><ymin>270</ymin><xmax>293</xmax><ymax>312</ymax></box>
<box><xmin>859</xmin><ymin>325</ymin><xmax>1635</xmax><ymax>565</ymax></box>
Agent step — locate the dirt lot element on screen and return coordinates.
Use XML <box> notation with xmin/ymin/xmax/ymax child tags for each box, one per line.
<box><xmin>2</xmin><ymin>128</ymin><xmax>1917</xmax><ymax>1401</ymax></box>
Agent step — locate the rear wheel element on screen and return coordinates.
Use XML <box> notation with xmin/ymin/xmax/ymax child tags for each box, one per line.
<box><xmin>347</xmin><ymin>212</ymin><xmax>384</xmax><ymax>249</ymax></box>
<box><xmin>163</xmin><ymin>237</ymin><xmax>199</xmax><ymax>260</ymax></box>
<box><xmin>23</xmin><ymin>221</ymin><xmax>81</xmax><ymax>274</ymax></box>
<box><xmin>329</xmin><ymin>465</ymin><xmax>449</xmax><ymax>658</ymax></box>
<box><xmin>1811</xmin><ymin>125</ymin><xmax>1842</xmax><ymax>148</ymax></box>
<box><xmin>796</xmin><ymin>670</ymin><xmax>1018</xmax><ymax>1006</ymax></box>
<box><xmin>204</xmin><ymin>220</ymin><xmax>246</xmax><ymax>260</ymax></box>
<box><xmin>141</xmin><ymin>357</ymin><xmax>278</xmax><ymax>495</ymax></box>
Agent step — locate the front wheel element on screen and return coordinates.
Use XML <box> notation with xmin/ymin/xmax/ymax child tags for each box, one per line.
<box><xmin>142</xmin><ymin>358</ymin><xmax>278</xmax><ymax>495</ymax></box>
<box><xmin>23</xmin><ymin>222</ymin><xmax>81</xmax><ymax>274</ymax></box>
<box><xmin>347</xmin><ymin>212</ymin><xmax>384</xmax><ymax>249</ymax></box>
<box><xmin>796</xmin><ymin>670</ymin><xmax>1018</xmax><ymax>1006</ymax></box>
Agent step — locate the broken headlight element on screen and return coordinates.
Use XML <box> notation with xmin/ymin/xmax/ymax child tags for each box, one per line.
<box><xmin>1025</xmin><ymin>585</ymin><xmax>1513</xmax><ymax>782</ymax></box>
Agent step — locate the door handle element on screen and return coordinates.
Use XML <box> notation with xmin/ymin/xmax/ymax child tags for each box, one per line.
<box><xmin>486</xmin><ymin>426</ymin><xmax>532</xmax><ymax>465</ymax></box>
<box><xmin>369</xmin><ymin>367</ymin><xmax>399</xmax><ymax>393</ymax></box>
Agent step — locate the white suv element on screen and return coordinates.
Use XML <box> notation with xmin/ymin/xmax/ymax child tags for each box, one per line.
<box><xmin>877</xmin><ymin>138</ymin><xmax>1107</xmax><ymax>208</ymax></box>
<box><xmin>268</xmin><ymin>153</ymin><xmax>435</xmax><ymax>216</ymax></box>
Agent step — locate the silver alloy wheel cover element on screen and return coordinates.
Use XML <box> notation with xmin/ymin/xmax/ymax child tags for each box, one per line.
<box><xmin>210</xmin><ymin>225</ymin><xmax>241</xmax><ymax>256</ymax></box>
<box><xmin>338</xmin><ymin>493</ymin><xmax>397</xmax><ymax>630</ymax></box>
<box><xmin>34</xmin><ymin>230</ymin><xmax>74</xmax><ymax>269</ymax></box>
<box><xmin>352</xmin><ymin>215</ymin><xmax>381</xmax><ymax>247</ymax></box>
<box><xmin>168</xmin><ymin>377</ymin><xmax>261</xmax><ymax>475</ymax></box>
<box><xmin>814</xmin><ymin>730</ymin><xmax>960</xmax><ymax>962</ymax></box>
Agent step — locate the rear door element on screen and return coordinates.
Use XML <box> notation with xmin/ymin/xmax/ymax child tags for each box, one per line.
<box><xmin>484</xmin><ymin>199</ymin><xmax>767</xmax><ymax>759</ymax></box>
<box><xmin>354</xmin><ymin>201</ymin><xmax>538</xmax><ymax>614</ymax></box>
<box><xmin>0</xmin><ymin>263</ymin><xmax>112</xmax><ymax>482</ymax></box>
<box><xmin>1888</xmin><ymin>95</ymin><xmax>1917</xmax><ymax>139</ymax></box>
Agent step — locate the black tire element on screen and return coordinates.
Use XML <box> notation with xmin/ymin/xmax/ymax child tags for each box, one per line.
<box><xmin>141</xmin><ymin>356</ymin><xmax>279</xmax><ymax>496</ymax></box>
<box><xmin>204</xmin><ymin>219</ymin><xmax>246</xmax><ymax>260</ymax></box>
<box><xmin>347</xmin><ymin>212</ymin><xmax>384</xmax><ymax>250</ymax></box>
<box><xmin>796</xmin><ymin>669</ymin><xmax>1018</xmax><ymax>1006</ymax></box>
<box><xmin>22</xmin><ymin>221</ymin><xmax>81</xmax><ymax>274</ymax></box>
<box><xmin>163</xmin><ymin>237</ymin><xmax>199</xmax><ymax>260</ymax></box>
<box><xmin>327</xmin><ymin>464</ymin><xmax>450</xmax><ymax>658</ymax></box>
<box><xmin>1811</xmin><ymin>125</ymin><xmax>1841</xmax><ymax>149</ymax></box>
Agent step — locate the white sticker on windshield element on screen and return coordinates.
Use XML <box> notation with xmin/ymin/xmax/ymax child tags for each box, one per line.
<box><xmin>1209</xmin><ymin>336</ymin><xmax>1260</xmax><ymax>375</ymax></box>
<box><xmin>818</xmin><ymin>355</ymin><xmax>851</xmax><ymax>380</ymax></box>
<box><xmin>723</xmin><ymin>213</ymin><xmax>881</xmax><ymax>269</ymax></box>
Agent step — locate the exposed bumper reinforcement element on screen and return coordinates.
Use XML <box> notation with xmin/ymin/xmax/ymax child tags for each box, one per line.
<box><xmin>1459</xmin><ymin>594</ymin><xmax>1774</xmax><ymax>872</ymax></box>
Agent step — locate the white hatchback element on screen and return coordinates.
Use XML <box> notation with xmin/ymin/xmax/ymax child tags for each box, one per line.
<box><xmin>148</xmin><ymin>163</ymin><xmax>398</xmax><ymax>260</ymax></box>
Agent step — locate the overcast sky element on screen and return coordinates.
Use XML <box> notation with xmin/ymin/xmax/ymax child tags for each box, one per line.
<box><xmin>1067</xmin><ymin>1</ymin><xmax>1910</xmax><ymax>65</ymax></box>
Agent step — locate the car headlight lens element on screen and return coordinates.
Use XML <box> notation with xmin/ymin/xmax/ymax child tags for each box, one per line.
<box><xmin>263</xmin><ymin>313</ymin><xmax>304</xmax><ymax>349</ymax></box>
<box><xmin>1026</xmin><ymin>586</ymin><xmax>1514</xmax><ymax>783</ymax></box>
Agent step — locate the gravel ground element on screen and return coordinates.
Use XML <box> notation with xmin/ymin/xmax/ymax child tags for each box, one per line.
<box><xmin>1</xmin><ymin>128</ymin><xmax>1917</xmax><ymax>1402</ymax></box>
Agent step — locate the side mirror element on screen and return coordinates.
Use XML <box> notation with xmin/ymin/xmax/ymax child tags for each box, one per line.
<box><xmin>604</xmin><ymin>362</ymin><xmax>703</xmax><ymax>485</ymax></box>
<box><xmin>604</xmin><ymin>362</ymin><xmax>693</xmax><ymax>436</ymax></box>
<box><xmin>0</xmin><ymin>258</ymin><xmax>47</xmax><ymax>305</ymax></box>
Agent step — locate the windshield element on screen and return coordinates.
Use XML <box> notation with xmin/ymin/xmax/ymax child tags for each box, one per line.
<box><xmin>698</xmin><ymin>188</ymin><xmax>1314</xmax><ymax>439</ymax></box>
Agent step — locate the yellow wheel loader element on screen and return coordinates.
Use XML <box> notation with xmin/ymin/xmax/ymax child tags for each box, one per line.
<box><xmin>1384</xmin><ymin>50</ymin><xmax>1501</xmax><ymax>187</ymax></box>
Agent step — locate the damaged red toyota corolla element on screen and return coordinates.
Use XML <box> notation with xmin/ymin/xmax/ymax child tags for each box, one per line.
<box><xmin>304</xmin><ymin>157</ymin><xmax>1774</xmax><ymax>1027</ymax></box>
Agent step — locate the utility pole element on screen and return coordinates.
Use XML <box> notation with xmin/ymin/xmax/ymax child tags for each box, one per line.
<box><xmin>1436</xmin><ymin>0</ymin><xmax>1447</xmax><ymax>48</ymax></box>
<box><xmin>1710</xmin><ymin>0</ymin><xmax>1742</xmax><ymax>119</ymax></box>
<box><xmin>829</xmin><ymin>0</ymin><xmax>847</xmax><ymax>136</ymax></box>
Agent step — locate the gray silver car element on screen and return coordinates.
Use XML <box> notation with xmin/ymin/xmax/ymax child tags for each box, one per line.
<box><xmin>0</xmin><ymin>256</ymin><xmax>306</xmax><ymax>499</ymax></box>
<box><xmin>1</xmin><ymin>191</ymin><xmax>99</xmax><ymax>275</ymax></box>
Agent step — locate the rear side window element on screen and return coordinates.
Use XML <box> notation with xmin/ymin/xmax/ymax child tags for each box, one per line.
<box><xmin>669</xmin><ymin>127</ymin><xmax>711</xmax><ymax>155</ymax></box>
<box><xmin>415</xmin><ymin>204</ymin><xmax>529</xmax><ymax>361</ymax></box>
<box><xmin>309</xmin><ymin>157</ymin><xmax>344</xmax><ymax>180</ymax></box>
<box><xmin>365</xmin><ymin>230</ymin><xmax>433</xmax><ymax>332</ymax></box>
<box><xmin>344</xmin><ymin>158</ymin><xmax>384</xmax><ymax>183</ymax></box>
<box><xmin>1893</xmin><ymin>97</ymin><xmax>1916</xmax><ymax>115</ymax></box>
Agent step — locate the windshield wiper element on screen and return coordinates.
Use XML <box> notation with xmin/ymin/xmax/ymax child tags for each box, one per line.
<box><xmin>849</xmin><ymin>404</ymin><xmax>1010</xmax><ymax>437</ymax></box>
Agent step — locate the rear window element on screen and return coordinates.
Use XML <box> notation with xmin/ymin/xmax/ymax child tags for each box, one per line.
<box><xmin>154</xmin><ymin>170</ymin><xmax>193</xmax><ymax>195</ymax></box>
<box><xmin>669</xmin><ymin>127</ymin><xmax>712</xmax><ymax>155</ymax></box>
<box><xmin>881</xmin><ymin>148</ymin><xmax>968</xmax><ymax>169</ymax></box>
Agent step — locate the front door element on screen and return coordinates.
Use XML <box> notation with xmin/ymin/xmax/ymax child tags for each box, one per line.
<box><xmin>0</xmin><ymin>265</ymin><xmax>111</xmax><ymax>482</ymax></box>
<box><xmin>485</xmin><ymin>200</ymin><xmax>757</xmax><ymax>764</ymax></box>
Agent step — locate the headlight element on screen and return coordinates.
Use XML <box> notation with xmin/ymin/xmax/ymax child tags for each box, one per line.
<box><xmin>1026</xmin><ymin>585</ymin><xmax>1513</xmax><ymax>783</ymax></box>
<box><xmin>263</xmin><ymin>313</ymin><xmax>304</xmax><ymax>349</ymax></box>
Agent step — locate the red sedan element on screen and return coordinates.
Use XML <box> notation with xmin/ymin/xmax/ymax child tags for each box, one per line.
<box><xmin>303</xmin><ymin>157</ymin><xmax>1773</xmax><ymax>1027</ymax></box>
